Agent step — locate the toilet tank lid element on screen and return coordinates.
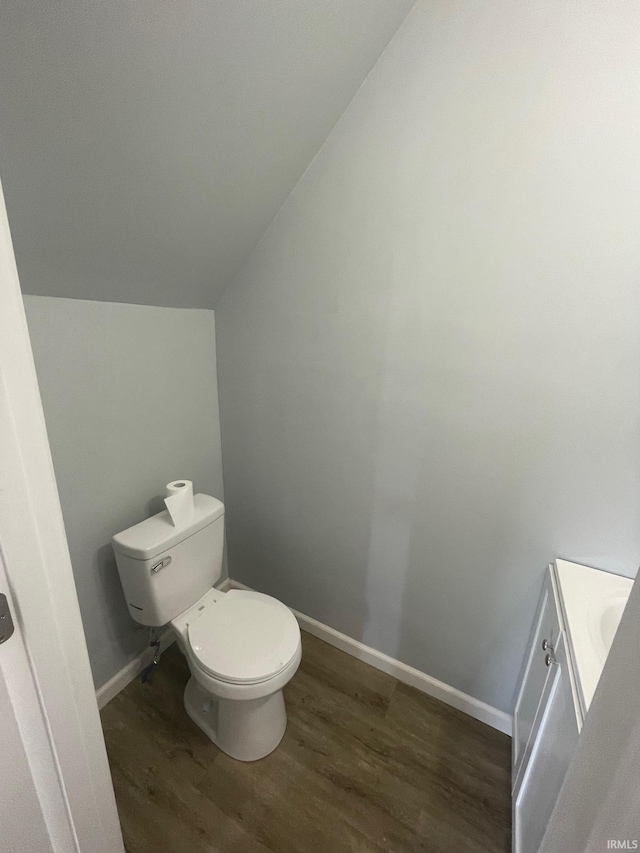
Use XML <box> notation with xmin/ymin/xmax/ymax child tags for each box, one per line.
<box><xmin>112</xmin><ymin>493</ymin><xmax>224</xmax><ymax>560</ymax></box>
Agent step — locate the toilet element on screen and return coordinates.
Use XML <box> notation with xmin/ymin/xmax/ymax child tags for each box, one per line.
<box><xmin>112</xmin><ymin>494</ymin><xmax>301</xmax><ymax>761</ymax></box>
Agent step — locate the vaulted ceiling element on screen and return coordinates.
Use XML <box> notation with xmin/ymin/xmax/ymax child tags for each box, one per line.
<box><xmin>0</xmin><ymin>1</ymin><xmax>413</xmax><ymax>308</ymax></box>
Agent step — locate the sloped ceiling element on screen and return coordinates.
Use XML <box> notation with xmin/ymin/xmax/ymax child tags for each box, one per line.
<box><xmin>0</xmin><ymin>1</ymin><xmax>413</xmax><ymax>309</ymax></box>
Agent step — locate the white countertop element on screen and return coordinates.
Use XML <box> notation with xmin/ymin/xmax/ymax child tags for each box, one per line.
<box><xmin>553</xmin><ymin>559</ymin><xmax>633</xmax><ymax>718</ymax></box>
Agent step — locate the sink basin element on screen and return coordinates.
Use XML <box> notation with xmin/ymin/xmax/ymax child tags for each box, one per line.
<box><xmin>589</xmin><ymin>594</ymin><xmax>630</xmax><ymax>664</ymax></box>
<box><xmin>555</xmin><ymin>560</ymin><xmax>634</xmax><ymax>717</ymax></box>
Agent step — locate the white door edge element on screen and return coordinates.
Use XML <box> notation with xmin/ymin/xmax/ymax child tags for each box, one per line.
<box><xmin>0</xmin><ymin>177</ymin><xmax>124</xmax><ymax>853</ymax></box>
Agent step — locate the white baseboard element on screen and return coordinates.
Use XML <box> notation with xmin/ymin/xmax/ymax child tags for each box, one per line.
<box><xmin>96</xmin><ymin>629</ymin><xmax>175</xmax><ymax>710</ymax></box>
<box><xmin>96</xmin><ymin>580</ymin><xmax>512</xmax><ymax>736</ymax></box>
<box><xmin>226</xmin><ymin>578</ymin><xmax>512</xmax><ymax>736</ymax></box>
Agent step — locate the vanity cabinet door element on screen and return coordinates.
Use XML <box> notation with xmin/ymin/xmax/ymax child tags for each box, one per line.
<box><xmin>512</xmin><ymin>574</ymin><xmax>561</xmax><ymax>788</ymax></box>
<box><xmin>513</xmin><ymin>632</ymin><xmax>579</xmax><ymax>853</ymax></box>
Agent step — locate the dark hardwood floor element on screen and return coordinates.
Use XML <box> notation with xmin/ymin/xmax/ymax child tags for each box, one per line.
<box><xmin>101</xmin><ymin>632</ymin><xmax>511</xmax><ymax>853</ymax></box>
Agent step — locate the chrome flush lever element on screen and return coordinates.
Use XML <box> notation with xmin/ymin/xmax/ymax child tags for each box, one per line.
<box><xmin>151</xmin><ymin>556</ymin><xmax>172</xmax><ymax>574</ymax></box>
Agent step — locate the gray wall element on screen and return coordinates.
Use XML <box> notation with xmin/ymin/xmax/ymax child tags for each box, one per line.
<box><xmin>216</xmin><ymin>0</ymin><xmax>640</xmax><ymax>714</ymax></box>
<box><xmin>0</xmin><ymin>0</ymin><xmax>412</xmax><ymax>308</ymax></box>
<box><xmin>24</xmin><ymin>296</ymin><xmax>224</xmax><ymax>690</ymax></box>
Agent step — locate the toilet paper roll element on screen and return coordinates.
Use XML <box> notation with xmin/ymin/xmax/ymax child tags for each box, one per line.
<box><xmin>164</xmin><ymin>480</ymin><xmax>194</xmax><ymax>528</ymax></box>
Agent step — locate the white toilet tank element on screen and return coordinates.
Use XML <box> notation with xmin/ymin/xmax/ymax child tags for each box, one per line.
<box><xmin>112</xmin><ymin>494</ymin><xmax>224</xmax><ymax>626</ymax></box>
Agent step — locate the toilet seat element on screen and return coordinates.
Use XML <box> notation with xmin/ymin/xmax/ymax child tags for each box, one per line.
<box><xmin>187</xmin><ymin>589</ymin><xmax>300</xmax><ymax>685</ymax></box>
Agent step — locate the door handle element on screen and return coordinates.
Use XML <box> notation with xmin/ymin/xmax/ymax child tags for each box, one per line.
<box><xmin>0</xmin><ymin>593</ymin><xmax>15</xmax><ymax>645</ymax></box>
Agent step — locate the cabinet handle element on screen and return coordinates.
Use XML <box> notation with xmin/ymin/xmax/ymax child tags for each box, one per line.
<box><xmin>545</xmin><ymin>653</ymin><xmax>557</xmax><ymax>667</ymax></box>
<box><xmin>542</xmin><ymin>639</ymin><xmax>554</xmax><ymax>652</ymax></box>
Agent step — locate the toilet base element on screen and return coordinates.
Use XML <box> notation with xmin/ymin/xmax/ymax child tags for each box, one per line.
<box><xmin>183</xmin><ymin>676</ymin><xmax>287</xmax><ymax>762</ymax></box>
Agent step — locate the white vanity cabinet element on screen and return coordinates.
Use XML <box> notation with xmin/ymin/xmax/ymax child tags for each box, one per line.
<box><xmin>512</xmin><ymin>567</ymin><xmax>581</xmax><ymax>853</ymax></box>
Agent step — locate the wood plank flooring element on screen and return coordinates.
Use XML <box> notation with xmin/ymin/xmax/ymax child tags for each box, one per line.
<box><xmin>101</xmin><ymin>632</ymin><xmax>511</xmax><ymax>853</ymax></box>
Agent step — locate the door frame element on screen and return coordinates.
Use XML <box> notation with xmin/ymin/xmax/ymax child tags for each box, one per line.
<box><xmin>0</xmin><ymin>178</ymin><xmax>124</xmax><ymax>852</ymax></box>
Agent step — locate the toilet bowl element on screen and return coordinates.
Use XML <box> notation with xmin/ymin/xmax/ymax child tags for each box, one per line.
<box><xmin>111</xmin><ymin>493</ymin><xmax>300</xmax><ymax>762</ymax></box>
<box><xmin>171</xmin><ymin>587</ymin><xmax>301</xmax><ymax>761</ymax></box>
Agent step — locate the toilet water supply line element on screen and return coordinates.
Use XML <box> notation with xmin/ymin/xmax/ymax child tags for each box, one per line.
<box><xmin>140</xmin><ymin>479</ymin><xmax>192</xmax><ymax>682</ymax></box>
<box><xmin>140</xmin><ymin>628</ymin><xmax>162</xmax><ymax>683</ymax></box>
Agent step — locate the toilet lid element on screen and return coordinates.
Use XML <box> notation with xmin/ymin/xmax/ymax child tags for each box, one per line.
<box><xmin>187</xmin><ymin>590</ymin><xmax>300</xmax><ymax>684</ymax></box>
